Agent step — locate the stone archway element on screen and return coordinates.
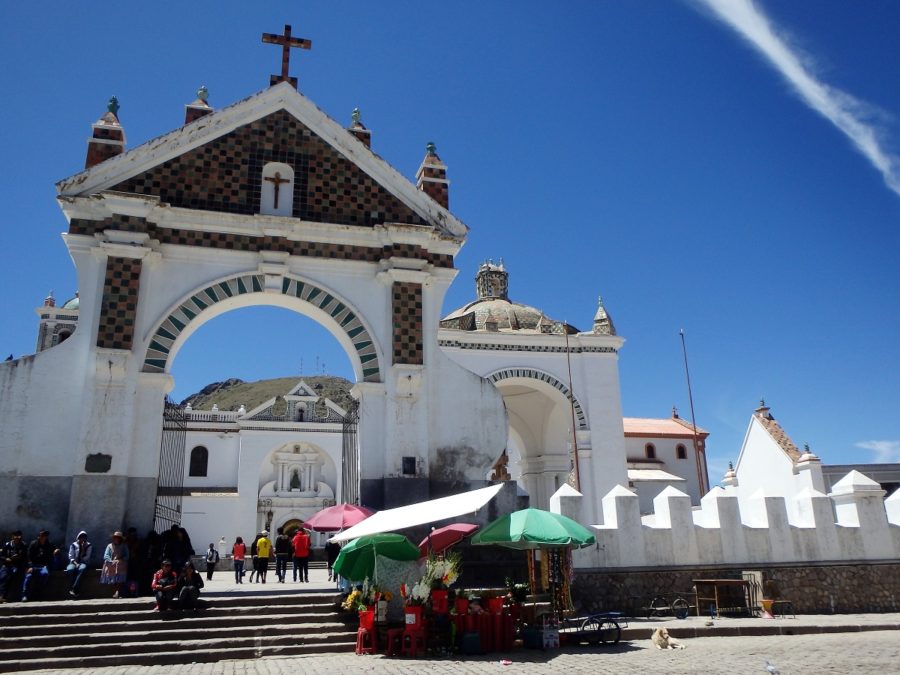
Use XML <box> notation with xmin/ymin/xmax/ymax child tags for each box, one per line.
<box><xmin>486</xmin><ymin>368</ymin><xmax>586</xmax><ymax>508</ymax></box>
<box><xmin>142</xmin><ymin>272</ymin><xmax>381</xmax><ymax>382</ymax></box>
<box><xmin>281</xmin><ymin>518</ymin><xmax>304</xmax><ymax>538</ymax></box>
<box><xmin>486</xmin><ymin>368</ymin><xmax>587</xmax><ymax>430</ymax></box>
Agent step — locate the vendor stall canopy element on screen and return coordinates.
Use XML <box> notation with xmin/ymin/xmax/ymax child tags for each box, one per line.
<box><xmin>330</xmin><ymin>484</ymin><xmax>504</xmax><ymax>542</ymax></box>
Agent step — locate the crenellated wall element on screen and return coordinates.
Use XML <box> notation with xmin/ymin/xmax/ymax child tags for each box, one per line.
<box><xmin>552</xmin><ymin>470</ymin><xmax>900</xmax><ymax>571</ymax></box>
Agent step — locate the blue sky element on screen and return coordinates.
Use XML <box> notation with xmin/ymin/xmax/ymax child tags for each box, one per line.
<box><xmin>1</xmin><ymin>1</ymin><xmax>898</xmax><ymax>480</ymax></box>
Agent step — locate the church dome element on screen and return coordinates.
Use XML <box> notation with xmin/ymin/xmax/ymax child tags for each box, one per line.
<box><xmin>61</xmin><ymin>293</ymin><xmax>80</xmax><ymax>310</ymax></box>
<box><xmin>441</xmin><ymin>261</ymin><xmax>577</xmax><ymax>334</ymax></box>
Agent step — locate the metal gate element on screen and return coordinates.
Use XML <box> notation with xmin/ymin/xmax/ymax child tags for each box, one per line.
<box><xmin>153</xmin><ymin>396</ymin><xmax>187</xmax><ymax>532</ymax></box>
<box><xmin>341</xmin><ymin>400</ymin><xmax>360</xmax><ymax>505</ymax></box>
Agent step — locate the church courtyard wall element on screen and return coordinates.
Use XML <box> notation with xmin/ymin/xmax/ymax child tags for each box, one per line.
<box><xmin>573</xmin><ymin>561</ymin><xmax>900</xmax><ymax>615</ymax></box>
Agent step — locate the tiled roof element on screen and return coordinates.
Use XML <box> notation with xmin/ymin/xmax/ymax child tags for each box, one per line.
<box><xmin>754</xmin><ymin>407</ymin><xmax>803</xmax><ymax>462</ymax></box>
<box><xmin>623</xmin><ymin>417</ymin><xmax>708</xmax><ymax>437</ymax></box>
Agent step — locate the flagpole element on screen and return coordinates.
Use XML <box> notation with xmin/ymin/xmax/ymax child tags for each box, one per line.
<box><xmin>564</xmin><ymin>326</ymin><xmax>581</xmax><ymax>491</ymax></box>
<box><xmin>679</xmin><ymin>329</ymin><xmax>707</xmax><ymax>494</ymax></box>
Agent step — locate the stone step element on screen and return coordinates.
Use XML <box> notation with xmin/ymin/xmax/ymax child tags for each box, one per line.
<box><xmin>0</xmin><ymin>591</ymin><xmax>340</xmax><ymax>618</ymax></box>
<box><xmin>0</xmin><ymin>620</ymin><xmax>354</xmax><ymax>649</ymax></box>
<box><xmin>0</xmin><ymin>626</ymin><xmax>358</xmax><ymax>661</ymax></box>
<box><xmin>0</xmin><ymin>610</ymin><xmax>355</xmax><ymax>637</ymax></box>
<box><xmin>0</xmin><ymin>640</ymin><xmax>357</xmax><ymax>673</ymax></box>
<box><xmin>1</xmin><ymin>603</ymin><xmax>341</xmax><ymax>629</ymax></box>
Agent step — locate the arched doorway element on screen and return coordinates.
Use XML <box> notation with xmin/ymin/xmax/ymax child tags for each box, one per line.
<box><xmin>486</xmin><ymin>368</ymin><xmax>587</xmax><ymax>509</ymax></box>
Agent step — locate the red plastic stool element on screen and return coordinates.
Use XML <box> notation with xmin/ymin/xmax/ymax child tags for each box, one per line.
<box><xmin>356</xmin><ymin>627</ymin><xmax>376</xmax><ymax>655</ymax></box>
<box><xmin>401</xmin><ymin>628</ymin><xmax>426</xmax><ymax>657</ymax></box>
<box><xmin>384</xmin><ymin>627</ymin><xmax>404</xmax><ymax>656</ymax></box>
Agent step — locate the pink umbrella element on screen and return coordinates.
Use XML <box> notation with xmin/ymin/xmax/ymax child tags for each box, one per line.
<box><xmin>305</xmin><ymin>503</ymin><xmax>375</xmax><ymax>532</ymax></box>
<box><xmin>418</xmin><ymin>523</ymin><xmax>479</xmax><ymax>558</ymax></box>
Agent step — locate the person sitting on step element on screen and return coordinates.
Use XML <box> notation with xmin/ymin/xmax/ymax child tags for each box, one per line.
<box><xmin>1</xmin><ymin>531</ymin><xmax>28</xmax><ymax>602</ymax></box>
<box><xmin>151</xmin><ymin>559</ymin><xmax>178</xmax><ymax>611</ymax></box>
<box><xmin>23</xmin><ymin>530</ymin><xmax>59</xmax><ymax>602</ymax></box>
<box><xmin>177</xmin><ymin>561</ymin><xmax>205</xmax><ymax>611</ymax></box>
<box><xmin>66</xmin><ymin>531</ymin><xmax>93</xmax><ymax>598</ymax></box>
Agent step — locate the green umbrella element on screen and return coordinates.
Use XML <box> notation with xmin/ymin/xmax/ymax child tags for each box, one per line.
<box><xmin>333</xmin><ymin>533</ymin><xmax>420</xmax><ymax>582</ymax></box>
<box><xmin>470</xmin><ymin>507</ymin><xmax>596</xmax><ymax>550</ymax></box>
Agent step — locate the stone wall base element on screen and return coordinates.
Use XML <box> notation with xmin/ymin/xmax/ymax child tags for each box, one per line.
<box><xmin>573</xmin><ymin>561</ymin><xmax>900</xmax><ymax>615</ymax></box>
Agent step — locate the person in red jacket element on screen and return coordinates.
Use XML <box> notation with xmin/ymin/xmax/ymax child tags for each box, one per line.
<box><xmin>151</xmin><ymin>560</ymin><xmax>178</xmax><ymax>611</ymax></box>
<box><xmin>291</xmin><ymin>527</ymin><xmax>310</xmax><ymax>583</ymax></box>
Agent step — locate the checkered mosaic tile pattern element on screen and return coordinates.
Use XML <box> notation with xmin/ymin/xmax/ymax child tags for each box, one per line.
<box><xmin>392</xmin><ymin>282</ymin><xmax>423</xmax><ymax>365</ymax></box>
<box><xmin>109</xmin><ymin>109</ymin><xmax>426</xmax><ymax>228</ymax></box>
<box><xmin>69</xmin><ymin>217</ymin><xmax>453</xmax><ymax>269</ymax></box>
<box><xmin>96</xmin><ymin>256</ymin><xmax>142</xmax><ymax>350</ymax></box>
<box><xmin>142</xmin><ymin>274</ymin><xmax>381</xmax><ymax>382</ymax></box>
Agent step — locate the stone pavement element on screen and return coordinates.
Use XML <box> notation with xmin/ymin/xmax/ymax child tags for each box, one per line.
<box><xmin>22</xmin><ymin>612</ymin><xmax>900</xmax><ymax>674</ymax></box>
<box><xmin>200</xmin><ymin>561</ymin><xmax>340</xmax><ymax>596</ymax></box>
<box><xmin>21</xmin><ymin>629</ymin><xmax>900</xmax><ymax>674</ymax></box>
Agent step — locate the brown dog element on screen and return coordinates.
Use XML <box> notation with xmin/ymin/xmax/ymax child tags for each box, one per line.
<box><xmin>651</xmin><ymin>627</ymin><xmax>686</xmax><ymax>650</ymax></box>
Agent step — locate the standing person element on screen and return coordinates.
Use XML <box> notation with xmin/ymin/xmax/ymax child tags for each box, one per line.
<box><xmin>274</xmin><ymin>527</ymin><xmax>290</xmax><ymax>583</ymax></box>
<box><xmin>22</xmin><ymin>530</ymin><xmax>58</xmax><ymax>602</ymax></box>
<box><xmin>124</xmin><ymin>528</ymin><xmax>142</xmax><ymax>597</ymax></box>
<box><xmin>142</xmin><ymin>530</ymin><xmax>162</xmax><ymax>596</ymax></box>
<box><xmin>291</xmin><ymin>527</ymin><xmax>310</xmax><ymax>583</ymax></box>
<box><xmin>325</xmin><ymin>539</ymin><xmax>341</xmax><ymax>583</ymax></box>
<box><xmin>151</xmin><ymin>560</ymin><xmax>178</xmax><ymax>611</ymax></box>
<box><xmin>204</xmin><ymin>543</ymin><xmax>219</xmax><ymax>581</ymax></box>
<box><xmin>232</xmin><ymin>537</ymin><xmax>246</xmax><ymax>584</ymax></box>
<box><xmin>100</xmin><ymin>531</ymin><xmax>129</xmax><ymax>598</ymax></box>
<box><xmin>255</xmin><ymin>531</ymin><xmax>272</xmax><ymax>584</ymax></box>
<box><xmin>163</xmin><ymin>525</ymin><xmax>193</xmax><ymax>572</ymax></box>
<box><xmin>66</xmin><ymin>531</ymin><xmax>93</xmax><ymax>598</ymax></box>
<box><xmin>177</xmin><ymin>561</ymin><xmax>205</xmax><ymax>611</ymax></box>
<box><xmin>248</xmin><ymin>533</ymin><xmax>259</xmax><ymax>583</ymax></box>
<box><xmin>1</xmin><ymin>531</ymin><xmax>27</xmax><ymax>602</ymax></box>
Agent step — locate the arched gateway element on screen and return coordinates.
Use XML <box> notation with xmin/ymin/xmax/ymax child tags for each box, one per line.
<box><xmin>7</xmin><ymin>49</ymin><xmax>506</xmax><ymax>541</ymax></box>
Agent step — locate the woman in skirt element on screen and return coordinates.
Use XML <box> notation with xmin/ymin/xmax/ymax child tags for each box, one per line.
<box><xmin>100</xmin><ymin>531</ymin><xmax>129</xmax><ymax>598</ymax></box>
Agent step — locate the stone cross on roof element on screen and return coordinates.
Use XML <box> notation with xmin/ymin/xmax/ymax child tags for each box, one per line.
<box><xmin>262</xmin><ymin>24</ymin><xmax>312</xmax><ymax>88</ymax></box>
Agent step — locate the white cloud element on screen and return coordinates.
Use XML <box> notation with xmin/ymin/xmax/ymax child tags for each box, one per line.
<box><xmin>855</xmin><ymin>440</ymin><xmax>900</xmax><ymax>463</ymax></box>
<box><xmin>692</xmin><ymin>0</ymin><xmax>900</xmax><ymax>198</ymax></box>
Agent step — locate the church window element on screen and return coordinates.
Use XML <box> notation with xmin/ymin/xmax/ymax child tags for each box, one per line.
<box><xmin>260</xmin><ymin>162</ymin><xmax>294</xmax><ymax>217</ymax></box>
<box><xmin>644</xmin><ymin>444</ymin><xmax>656</xmax><ymax>460</ymax></box>
<box><xmin>189</xmin><ymin>446</ymin><xmax>209</xmax><ymax>477</ymax></box>
<box><xmin>58</xmin><ymin>330</ymin><xmax>72</xmax><ymax>344</ymax></box>
<box><xmin>676</xmin><ymin>444</ymin><xmax>687</xmax><ymax>459</ymax></box>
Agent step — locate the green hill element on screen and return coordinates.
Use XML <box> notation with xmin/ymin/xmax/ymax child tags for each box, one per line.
<box><xmin>180</xmin><ymin>375</ymin><xmax>355</xmax><ymax>413</ymax></box>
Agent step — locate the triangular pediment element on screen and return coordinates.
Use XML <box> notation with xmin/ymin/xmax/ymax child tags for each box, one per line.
<box><xmin>286</xmin><ymin>380</ymin><xmax>318</xmax><ymax>398</ymax></box>
<box><xmin>57</xmin><ymin>82</ymin><xmax>466</xmax><ymax>238</ymax></box>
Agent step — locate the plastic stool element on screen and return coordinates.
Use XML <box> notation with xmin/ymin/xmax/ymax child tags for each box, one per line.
<box><xmin>355</xmin><ymin>627</ymin><xmax>376</xmax><ymax>655</ymax></box>
<box><xmin>384</xmin><ymin>627</ymin><xmax>404</xmax><ymax>656</ymax></box>
<box><xmin>401</xmin><ymin>628</ymin><xmax>426</xmax><ymax>657</ymax></box>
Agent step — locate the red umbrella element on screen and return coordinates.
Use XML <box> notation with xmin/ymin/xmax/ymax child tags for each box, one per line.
<box><xmin>305</xmin><ymin>503</ymin><xmax>374</xmax><ymax>532</ymax></box>
<box><xmin>418</xmin><ymin>523</ymin><xmax>479</xmax><ymax>558</ymax></box>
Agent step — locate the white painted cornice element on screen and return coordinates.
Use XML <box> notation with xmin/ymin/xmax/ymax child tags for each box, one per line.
<box><xmin>57</xmin><ymin>193</ymin><xmax>463</xmax><ymax>257</ymax></box>
<box><xmin>437</xmin><ymin>327</ymin><xmax>624</xmax><ymax>352</ymax></box>
<box><xmin>56</xmin><ymin>82</ymin><xmax>467</xmax><ymax>240</ymax></box>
